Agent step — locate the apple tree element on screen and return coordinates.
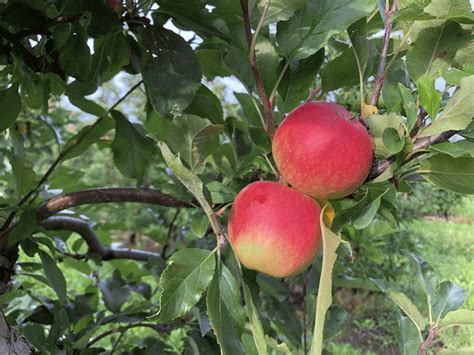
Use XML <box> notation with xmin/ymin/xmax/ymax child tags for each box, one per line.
<box><xmin>0</xmin><ymin>0</ymin><xmax>473</xmax><ymax>353</ymax></box>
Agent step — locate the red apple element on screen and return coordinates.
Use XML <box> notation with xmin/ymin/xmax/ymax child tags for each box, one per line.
<box><xmin>272</xmin><ymin>102</ymin><xmax>373</xmax><ymax>200</ymax></box>
<box><xmin>228</xmin><ymin>181</ymin><xmax>321</xmax><ymax>278</ymax></box>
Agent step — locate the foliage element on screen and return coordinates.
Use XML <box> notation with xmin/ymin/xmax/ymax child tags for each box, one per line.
<box><xmin>0</xmin><ymin>0</ymin><xmax>473</xmax><ymax>354</ymax></box>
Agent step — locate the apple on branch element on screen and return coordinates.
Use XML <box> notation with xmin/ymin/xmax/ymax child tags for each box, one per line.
<box><xmin>272</xmin><ymin>102</ymin><xmax>373</xmax><ymax>200</ymax></box>
<box><xmin>228</xmin><ymin>181</ymin><xmax>321</xmax><ymax>278</ymax></box>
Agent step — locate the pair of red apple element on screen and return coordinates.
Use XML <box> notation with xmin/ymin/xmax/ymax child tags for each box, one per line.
<box><xmin>228</xmin><ymin>102</ymin><xmax>373</xmax><ymax>278</ymax></box>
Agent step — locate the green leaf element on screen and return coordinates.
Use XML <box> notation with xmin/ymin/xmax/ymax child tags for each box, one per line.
<box><xmin>142</xmin><ymin>26</ymin><xmax>201</xmax><ymax>116</ymax></box>
<box><xmin>243</xmin><ymin>282</ymin><xmax>267</xmax><ymax>355</ymax></box>
<box><xmin>157</xmin><ymin>114</ymin><xmax>224</xmax><ymax>171</ymax></box>
<box><xmin>258</xmin><ymin>0</ymin><xmax>307</xmax><ymax>26</ymax></box>
<box><xmin>321</xmin><ymin>47</ymin><xmax>360</xmax><ymax>92</ymax></box>
<box><xmin>111</xmin><ymin>111</ymin><xmax>156</xmax><ymax>183</ymax></box>
<box><xmin>276</xmin><ymin>0</ymin><xmax>374</xmax><ymax>61</ymax></box>
<box><xmin>190</xmin><ymin>214</ymin><xmax>209</xmax><ymax>238</ymax></box>
<box><xmin>311</xmin><ymin>206</ymin><xmax>342</xmax><ymax>355</ymax></box>
<box><xmin>255</xmin><ymin>36</ymin><xmax>279</xmax><ymax>95</ymax></box>
<box><xmin>8</xmin><ymin>210</ymin><xmax>37</xmax><ymax>244</ymax></box>
<box><xmin>58</xmin><ymin>24</ymin><xmax>91</xmax><ymax>79</ymax></box>
<box><xmin>22</xmin><ymin>324</ymin><xmax>46</xmax><ymax>351</ymax></box>
<box><xmin>385</xmin><ymin>289</ymin><xmax>426</xmax><ymax>333</ymax></box>
<box><xmin>398</xmin><ymin>84</ymin><xmax>418</xmax><ymax>131</ymax></box>
<box><xmin>157</xmin><ymin>248</ymin><xmax>216</xmax><ymax>322</ymax></box>
<box><xmin>348</xmin><ymin>18</ymin><xmax>368</xmax><ymax>93</ymax></box>
<box><xmin>439</xmin><ymin>309</ymin><xmax>474</xmax><ymax>328</ymax></box>
<box><xmin>365</xmin><ymin>113</ymin><xmax>406</xmax><ymax>158</ymax></box>
<box><xmin>418</xmin><ymin>155</ymin><xmax>474</xmax><ymax>194</ymax></box>
<box><xmin>38</xmin><ymin>250</ymin><xmax>67</xmax><ymax>304</ymax></box>
<box><xmin>418</xmin><ymin>75</ymin><xmax>474</xmax><ymax>137</ymax></box>
<box><xmin>432</xmin><ymin>281</ymin><xmax>467</xmax><ymax>323</ymax></box>
<box><xmin>397</xmin><ymin>312</ymin><xmax>422</xmax><ymax>355</ymax></box>
<box><xmin>278</xmin><ymin>49</ymin><xmax>324</xmax><ymax>111</ymax></box>
<box><xmin>351</xmin><ymin>196</ymin><xmax>382</xmax><ymax>229</ymax></box>
<box><xmin>184</xmin><ymin>85</ymin><xmax>224</xmax><ymax>124</ymax></box>
<box><xmin>429</xmin><ymin>140</ymin><xmax>474</xmax><ymax>158</ymax></box>
<box><xmin>0</xmin><ymin>84</ymin><xmax>21</xmax><ymax>132</ymax></box>
<box><xmin>405</xmin><ymin>252</ymin><xmax>438</xmax><ymax>304</ymax></box>
<box><xmin>196</xmin><ymin>48</ymin><xmax>231</xmax><ymax>80</ymax></box>
<box><xmin>407</xmin><ymin>20</ymin><xmax>470</xmax><ymax>80</ymax></box>
<box><xmin>9</xmin><ymin>155</ymin><xmax>39</xmax><ymax>197</ymax></box>
<box><xmin>416</xmin><ymin>75</ymin><xmax>442</xmax><ymax>120</ymax></box>
<box><xmin>206</xmin><ymin>181</ymin><xmax>236</xmax><ymax>204</ymax></box>
<box><xmin>382</xmin><ymin>127</ymin><xmax>406</xmax><ymax>154</ymax></box>
<box><xmin>158</xmin><ymin>141</ymin><xmax>213</xmax><ymax>216</ymax></box>
<box><xmin>424</xmin><ymin>0</ymin><xmax>474</xmax><ymax>23</ymax></box>
<box><xmin>68</xmin><ymin>96</ymin><xmax>107</xmax><ymax>117</ymax></box>
<box><xmin>207</xmin><ymin>266</ymin><xmax>246</xmax><ymax>355</ymax></box>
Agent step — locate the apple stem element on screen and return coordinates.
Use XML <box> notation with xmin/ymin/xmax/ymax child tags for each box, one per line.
<box><xmin>306</xmin><ymin>86</ymin><xmax>322</xmax><ymax>102</ymax></box>
<box><xmin>240</xmin><ymin>0</ymin><xmax>275</xmax><ymax>138</ymax></box>
<box><xmin>370</xmin><ymin>0</ymin><xmax>398</xmax><ymax>107</ymax></box>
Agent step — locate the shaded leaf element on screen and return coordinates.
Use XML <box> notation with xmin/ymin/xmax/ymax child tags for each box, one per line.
<box><xmin>0</xmin><ymin>84</ymin><xmax>21</xmax><ymax>133</ymax></box>
<box><xmin>112</xmin><ymin>111</ymin><xmax>156</xmax><ymax>183</ymax></box>
<box><xmin>258</xmin><ymin>0</ymin><xmax>307</xmax><ymax>26</ymax></box>
<box><xmin>39</xmin><ymin>250</ymin><xmax>67</xmax><ymax>304</ymax></box>
<box><xmin>142</xmin><ymin>26</ymin><xmax>201</xmax><ymax>116</ymax></box>
<box><xmin>397</xmin><ymin>311</ymin><xmax>422</xmax><ymax>355</ymax></box>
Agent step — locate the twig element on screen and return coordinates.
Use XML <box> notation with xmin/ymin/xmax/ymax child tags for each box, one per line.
<box><xmin>412</xmin><ymin>130</ymin><xmax>456</xmax><ymax>151</ymax></box>
<box><xmin>306</xmin><ymin>86</ymin><xmax>322</xmax><ymax>102</ymax></box>
<box><xmin>41</xmin><ymin>216</ymin><xmax>161</xmax><ymax>262</ymax></box>
<box><xmin>418</xmin><ymin>326</ymin><xmax>438</xmax><ymax>355</ymax></box>
<box><xmin>370</xmin><ymin>0</ymin><xmax>398</xmax><ymax>106</ymax></box>
<box><xmin>367</xmin><ymin>130</ymin><xmax>456</xmax><ymax>180</ymax></box>
<box><xmin>162</xmin><ymin>208</ymin><xmax>180</xmax><ymax>258</ymax></box>
<box><xmin>87</xmin><ymin>323</ymin><xmax>158</xmax><ymax>348</ymax></box>
<box><xmin>0</xmin><ymin>81</ymin><xmax>143</xmax><ymax>234</ymax></box>
<box><xmin>37</xmin><ymin>188</ymin><xmax>191</xmax><ymax>220</ymax></box>
<box><xmin>410</xmin><ymin>109</ymin><xmax>428</xmax><ymax>137</ymax></box>
<box><xmin>240</xmin><ymin>0</ymin><xmax>274</xmax><ymax>137</ymax></box>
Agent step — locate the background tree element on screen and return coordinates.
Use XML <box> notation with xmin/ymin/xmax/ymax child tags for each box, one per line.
<box><xmin>0</xmin><ymin>0</ymin><xmax>473</xmax><ymax>353</ymax></box>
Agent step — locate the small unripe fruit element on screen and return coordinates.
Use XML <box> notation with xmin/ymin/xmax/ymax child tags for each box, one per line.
<box><xmin>272</xmin><ymin>102</ymin><xmax>373</xmax><ymax>199</ymax></box>
<box><xmin>228</xmin><ymin>181</ymin><xmax>321</xmax><ymax>278</ymax></box>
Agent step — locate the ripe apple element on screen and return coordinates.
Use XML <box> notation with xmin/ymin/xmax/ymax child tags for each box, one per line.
<box><xmin>228</xmin><ymin>181</ymin><xmax>321</xmax><ymax>278</ymax></box>
<box><xmin>272</xmin><ymin>102</ymin><xmax>373</xmax><ymax>200</ymax></box>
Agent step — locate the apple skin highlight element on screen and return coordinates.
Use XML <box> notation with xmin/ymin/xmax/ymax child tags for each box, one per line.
<box><xmin>272</xmin><ymin>102</ymin><xmax>373</xmax><ymax>200</ymax></box>
<box><xmin>228</xmin><ymin>181</ymin><xmax>321</xmax><ymax>278</ymax></box>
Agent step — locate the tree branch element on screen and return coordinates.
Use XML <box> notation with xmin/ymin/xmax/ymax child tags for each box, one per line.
<box><xmin>370</xmin><ymin>0</ymin><xmax>398</xmax><ymax>106</ymax></box>
<box><xmin>240</xmin><ymin>0</ymin><xmax>274</xmax><ymax>137</ymax></box>
<box><xmin>410</xmin><ymin>109</ymin><xmax>427</xmax><ymax>138</ymax></box>
<box><xmin>367</xmin><ymin>130</ymin><xmax>456</xmax><ymax>180</ymax></box>
<box><xmin>41</xmin><ymin>216</ymin><xmax>160</xmax><ymax>262</ymax></box>
<box><xmin>37</xmin><ymin>188</ymin><xmax>192</xmax><ymax>220</ymax></box>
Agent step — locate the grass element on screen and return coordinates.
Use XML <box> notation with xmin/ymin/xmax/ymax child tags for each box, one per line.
<box><xmin>329</xmin><ymin>196</ymin><xmax>474</xmax><ymax>353</ymax></box>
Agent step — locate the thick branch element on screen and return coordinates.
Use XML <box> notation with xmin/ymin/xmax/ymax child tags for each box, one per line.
<box><xmin>240</xmin><ymin>0</ymin><xmax>274</xmax><ymax>137</ymax></box>
<box><xmin>41</xmin><ymin>217</ymin><xmax>160</xmax><ymax>262</ymax></box>
<box><xmin>37</xmin><ymin>188</ymin><xmax>192</xmax><ymax>220</ymax></box>
<box><xmin>370</xmin><ymin>0</ymin><xmax>398</xmax><ymax>106</ymax></box>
